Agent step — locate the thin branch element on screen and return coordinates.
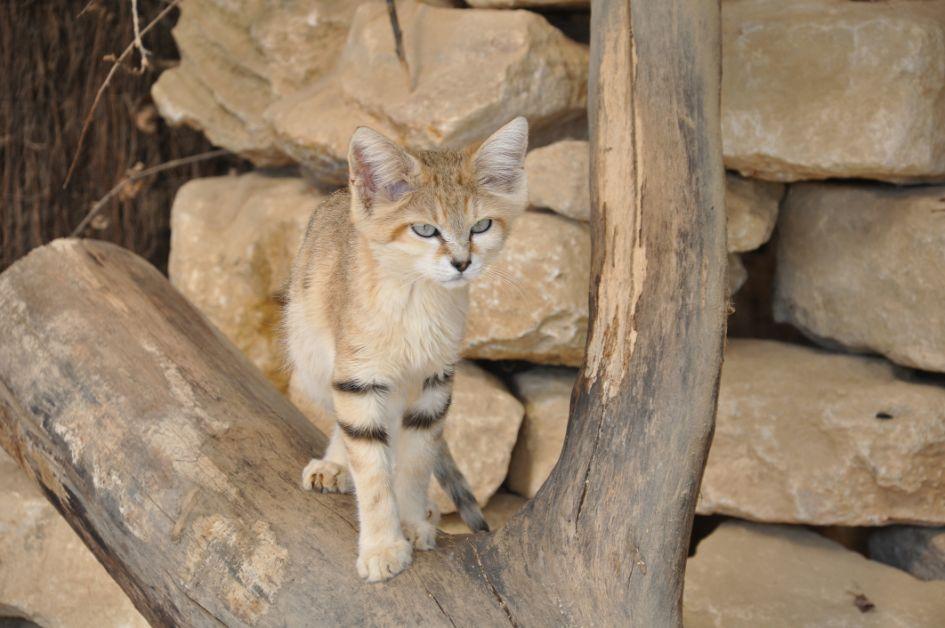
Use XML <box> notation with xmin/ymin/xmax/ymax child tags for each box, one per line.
<box><xmin>63</xmin><ymin>0</ymin><xmax>182</xmax><ymax>189</ymax></box>
<box><xmin>71</xmin><ymin>149</ymin><xmax>228</xmax><ymax>238</ymax></box>
<box><xmin>131</xmin><ymin>0</ymin><xmax>151</xmax><ymax>74</ymax></box>
<box><xmin>386</xmin><ymin>0</ymin><xmax>411</xmax><ymax>86</ymax></box>
<box><xmin>77</xmin><ymin>1</ymin><xmax>98</xmax><ymax>18</ymax></box>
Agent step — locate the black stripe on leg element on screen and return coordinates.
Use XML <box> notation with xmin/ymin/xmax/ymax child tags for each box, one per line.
<box><xmin>332</xmin><ymin>379</ymin><xmax>389</xmax><ymax>395</ymax></box>
<box><xmin>403</xmin><ymin>396</ymin><xmax>452</xmax><ymax>430</ymax></box>
<box><xmin>422</xmin><ymin>366</ymin><xmax>455</xmax><ymax>390</ymax></box>
<box><xmin>337</xmin><ymin>421</ymin><xmax>389</xmax><ymax>445</ymax></box>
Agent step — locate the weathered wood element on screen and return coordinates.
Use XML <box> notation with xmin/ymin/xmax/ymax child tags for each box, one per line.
<box><xmin>0</xmin><ymin>1</ymin><xmax>724</xmax><ymax>625</ymax></box>
<box><xmin>0</xmin><ymin>240</ymin><xmax>510</xmax><ymax>626</ymax></box>
<box><xmin>475</xmin><ymin>0</ymin><xmax>727</xmax><ymax>624</ymax></box>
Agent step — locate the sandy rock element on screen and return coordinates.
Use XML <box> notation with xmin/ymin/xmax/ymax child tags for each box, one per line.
<box><xmin>291</xmin><ymin>362</ymin><xmax>524</xmax><ymax>515</ymax></box>
<box><xmin>774</xmin><ymin>183</ymin><xmax>945</xmax><ymax>373</ymax></box>
<box><xmin>525</xmin><ymin>140</ymin><xmax>590</xmax><ymax>222</ymax></box>
<box><xmin>438</xmin><ymin>492</ymin><xmax>526</xmax><ymax>535</ymax></box>
<box><xmin>156</xmin><ymin>1</ymin><xmax>588</xmax><ymax>184</ymax></box>
<box><xmin>685</xmin><ymin>521</ymin><xmax>945</xmax><ymax>627</ymax></box>
<box><xmin>0</xmin><ymin>450</ymin><xmax>148</xmax><ymax>628</ymax></box>
<box><xmin>507</xmin><ymin>366</ymin><xmax>575</xmax><ymax>498</ymax></box>
<box><xmin>699</xmin><ymin>339</ymin><xmax>945</xmax><ymax>525</ymax></box>
<box><xmin>725</xmin><ymin>173</ymin><xmax>782</xmax><ymax>253</ymax></box>
<box><xmin>467</xmin><ymin>1</ymin><xmax>588</xmax><ymax>7</ymax></box>
<box><xmin>526</xmin><ymin>142</ymin><xmax>780</xmax><ymax>254</ymax></box>
<box><xmin>722</xmin><ymin>0</ymin><xmax>945</xmax><ymax>183</ymax></box>
<box><xmin>464</xmin><ymin>212</ymin><xmax>590</xmax><ymax>366</ymax></box>
<box><xmin>152</xmin><ymin>0</ymin><xmax>367</xmax><ymax>167</ymax></box>
<box><xmin>169</xmin><ymin>172</ymin><xmax>322</xmax><ymax>390</ymax></box>
<box><xmin>727</xmin><ymin>253</ymin><xmax>747</xmax><ymax>297</ymax></box>
<box><xmin>870</xmin><ymin>526</ymin><xmax>945</xmax><ymax>582</ymax></box>
<box><xmin>269</xmin><ymin>1</ymin><xmax>589</xmax><ymax>184</ymax></box>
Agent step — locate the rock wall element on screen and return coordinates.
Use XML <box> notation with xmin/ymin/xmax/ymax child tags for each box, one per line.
<box><xmin>155</xmin><ymin>0</ymin><xmax>945</xmax><ymax>597</ymax></box>
<box><xmin>151</xmin><ymin>0</ymin><xmax>945</xmax><ymax>621</ymax></box>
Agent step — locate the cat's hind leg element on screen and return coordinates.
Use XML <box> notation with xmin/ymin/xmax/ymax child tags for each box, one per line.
<box><xmin>395</xmin><ymin>367</ymin><xmax>455</xmax><ymax>550</ymax></box>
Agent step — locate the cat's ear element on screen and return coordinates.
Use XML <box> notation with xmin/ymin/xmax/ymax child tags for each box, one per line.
<box><xmin>348</xmin><ymin>127</ymin><xmax>417</xmax><ymax>212</ymax></box>
<box><xmin>473</xmin><ymin>116</ymin><xmax>528</xmax><ymax>196</ymax></box>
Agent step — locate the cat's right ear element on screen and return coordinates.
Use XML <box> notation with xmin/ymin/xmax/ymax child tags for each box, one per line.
<box><xmin>348</xmin><ymin>127</ymin><xmax>417</xmax><ymax>214</ymax></box>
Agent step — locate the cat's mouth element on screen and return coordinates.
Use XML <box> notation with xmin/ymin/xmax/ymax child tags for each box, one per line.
<box><xmin>442</xmin><ymin>275</ymin><xmax>470</xmax><ymax>287</ymax></box>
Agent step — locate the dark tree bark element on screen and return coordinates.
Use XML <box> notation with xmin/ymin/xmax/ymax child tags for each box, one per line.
<box><xmin>0</xmin><ymin>2</ymin><xmax>724</xmax><ymax>625</ymax></box>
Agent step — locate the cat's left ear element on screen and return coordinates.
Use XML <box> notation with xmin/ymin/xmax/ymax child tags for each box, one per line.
<box><xmin>473</xmin><ymin>116</ymin><xmax>528</xmax><ymax>197</ymax></box>
<box><xmin>348</xmin><ymin>127</ymin><xmax>418</xmax><ymax>213</ymax></box>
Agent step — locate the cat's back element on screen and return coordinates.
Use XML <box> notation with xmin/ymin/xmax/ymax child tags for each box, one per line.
<box><xmin>290</xmin><ymin>189</ymin><xmax>353</xmax><ymax>296</ymax></box>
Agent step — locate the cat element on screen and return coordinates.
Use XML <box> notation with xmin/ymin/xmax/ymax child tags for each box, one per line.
<box><xmin>284</xmin><ymin>117</ymin><xmax>528</xmax><ymax>582</ymax></box>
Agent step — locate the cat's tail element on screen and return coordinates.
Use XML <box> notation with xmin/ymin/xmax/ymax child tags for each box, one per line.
<box><xmin>433</xmin><ymin>438</ymin><xmax>489</xmax><ymax>533</ymax></box>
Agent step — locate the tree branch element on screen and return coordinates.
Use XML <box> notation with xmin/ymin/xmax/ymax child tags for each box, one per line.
<box><xmin>70</xmin><ymin>149</ymin><xmax>227</xmax><ymax>237</ymax></box>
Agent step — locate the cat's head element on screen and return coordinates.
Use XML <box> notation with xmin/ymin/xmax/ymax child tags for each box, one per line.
<box><xmin>347</xmin><ymin>117</ymin><xmax>528</xmax><ymax>288</ymax></box>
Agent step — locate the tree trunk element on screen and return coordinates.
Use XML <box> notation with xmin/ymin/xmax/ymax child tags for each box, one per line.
<box><xmin>0</xmin><ymin>2</ymin><xmax>724</xmax><ymax>626</ymax></box>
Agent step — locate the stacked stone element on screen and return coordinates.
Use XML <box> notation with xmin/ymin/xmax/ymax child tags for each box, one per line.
<box><xmin>9</xmin><ymin>0</ymin><xmax>937</xmax><ymax>624</ymax></box>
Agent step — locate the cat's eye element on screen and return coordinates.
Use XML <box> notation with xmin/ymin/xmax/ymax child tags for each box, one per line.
<box><xmin>470</xmin><ymin>218</ymin><xmax>492</xmax><ymax>235</ymax></box>
<box><xmin>411</xmin><ymin>223</ymin><xmax>439</xmax><ymax>238</ymax></box>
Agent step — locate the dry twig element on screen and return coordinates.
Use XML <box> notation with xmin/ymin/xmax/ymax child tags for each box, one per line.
<box><xmin>131</xmin><ymin>0</ymin><xmax>151</xmax><ymax>74</ymax></box>
<box><xmin>71</xmin><ymin>149</ymin><xmax>228</xmax><ymax>237</ymax></box>
<box><xmin>63</xmin><ymin>0</ymin><xmax>182</xmax><ymax>188</ymax></box>
<box><xmin>385</xmin><ymin>0</ymin><xmax>411</xmax><ymax>85</ymax></box>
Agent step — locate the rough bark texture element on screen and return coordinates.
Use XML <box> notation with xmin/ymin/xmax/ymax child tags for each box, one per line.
<box><xmin>472</xmin><ymin>1</ymin><xmax>726</xmax><ymax>624</ymax></box>
<box><xmin>0</xmin><ymin>1</ymin><xmax>724</xmax><ymax>625</ymax></box>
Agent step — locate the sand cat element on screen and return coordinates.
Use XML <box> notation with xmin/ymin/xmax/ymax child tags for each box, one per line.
<box><xmin>284</xmin><ymin>117</ymin><xmax>528</xmax><ymax>581</ymax></box>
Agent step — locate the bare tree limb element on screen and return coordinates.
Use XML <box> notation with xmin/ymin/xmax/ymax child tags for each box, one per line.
<box><xmin>63</xmin><ymin>0</ymin><xmax>182</xmax><ymax>189</ymax></box>
<box><xmin>70</xmin><ymin>149</ymin><xmax>227</xmax><ymax>237</ymax></box>
<box><xmin>130</xmin><ymin>0</ymin><xmax>151</xmax><ymax>74</ymax></box>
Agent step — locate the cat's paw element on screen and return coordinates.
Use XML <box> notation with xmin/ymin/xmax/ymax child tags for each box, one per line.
<box><xmin>301</xmin><ymin>459</ymin><xmax>351</xmax><ymax>493</ymax></box>
<box><xmin>403</xmin><ymin>519</ymin><xmax>438</xmax><ymax>551</ymax></box>
<box><xmin>356</xmin><ymin>538</ymin><xmax>412</xmax><ymax>582</ymax></box>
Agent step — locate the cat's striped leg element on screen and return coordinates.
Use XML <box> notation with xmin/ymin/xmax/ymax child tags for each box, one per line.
<box><xmin>396</xmin><ymin>368</ymin><xmax>454</xmax><ymax>550</ymax></box>
<box><xmin>331</xmin><ymin>374</ymin><xmax>410</xmax><ymax>582</ymax></box>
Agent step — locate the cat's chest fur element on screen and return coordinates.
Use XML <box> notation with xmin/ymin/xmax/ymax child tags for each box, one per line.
<box><xmin>359</xmin><ymin>280</ymin><xmax>468</xmax><ymax>379</ymax></box>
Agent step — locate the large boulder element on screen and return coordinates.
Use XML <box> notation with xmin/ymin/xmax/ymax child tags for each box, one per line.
<box><xmin>0</xmin><ymin>450</ymin><xmax>148</xmax><ymax>628</ymax></box>
<box><xmin>464</xmin><ymin>211</ymin><xmax>590</xmax><ymax>366</ymax></box>
<box><xmin>869</xmin><ymin>526</ymin><xmax>945</xmax><ymax>582</ymax></box>
<box><xmin>290</xmin><ymin>361</ymin><xmax>524</xmax><ymax>515</ymax></box>
<box><xmin>525</xmin><ymin>141</ymin><xmax>781</xmax><ymax>254</ymax></box>
<box><xmin>156</xmin><ymin>1</ymin><xmax>588</xmax><ymax>185</ymax></box>
<box><xmin>507</xmin><ymin>366</ymin><xmax>575</xmax><ymax>498</ymax></box>
<box><xmin>774</xmin><ymin>183</ymin><xmax>945</xmax><ymax>373</ymax></box>
<box><xmin>700</xmin><ymin>339</ymin><xmax>945</xmax><ymax>525</ymax></box>
<box><xmin>722</xmin><ymin>0</ymin><xmax>945</xmax><ymax>183</ymax></box>
<box><xmin>685</xmin><ymin>522</ymin><xmax>945</xmax><ymax>627</ymax></box>
<box><xmin>169</xmin><ymin>172</ymin><xmax>322</xmax><ymax>390</ymax></box>
<box><xmin>152</xmin><ymin>0</ymin><xmax>369</xmax><ymax>166</ymax></box>
<box><xmin>501</xmin><ymin>340</ymin><xmax>945</xmax><ymax>525</ymax></box>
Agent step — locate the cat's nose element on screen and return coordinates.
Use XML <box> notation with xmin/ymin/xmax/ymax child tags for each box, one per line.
<box><xmin>451</xmin><ymin>258</ymin><xmax>471</xmax><ymax>273</ymax></box>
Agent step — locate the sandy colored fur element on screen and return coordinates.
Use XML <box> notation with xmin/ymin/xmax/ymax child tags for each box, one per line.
<box><xmin>285</xmin><ymin>118</ymin><xmax>528</xmax><ymax>582</ymax></box>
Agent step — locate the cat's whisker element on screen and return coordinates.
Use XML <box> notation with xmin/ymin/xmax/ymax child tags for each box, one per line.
<box><xmin>482</xmin><ymin>266</ymin><xmax>527</xmax><ymax>299</ymax></box>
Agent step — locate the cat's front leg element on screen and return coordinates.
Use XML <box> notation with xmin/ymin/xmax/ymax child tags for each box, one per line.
<box><xmin>396</xmin><ymin>367</ymin><xmax>454</xmax><ymax>550</ymax></box>
<box><xmin>301</xmin><ymin>423</ymin><xmax>352</xmax><ymax>493</ymax></box>
<box><xmin>331</xmin><ymin>374</ymin><xmax>410</xmax><ymax>582</ymax></box>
